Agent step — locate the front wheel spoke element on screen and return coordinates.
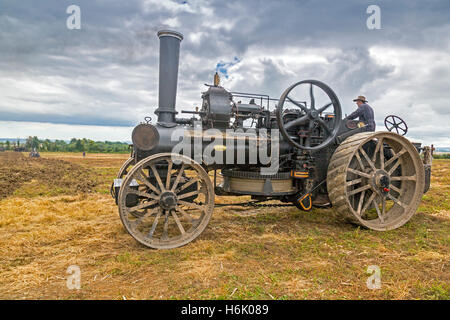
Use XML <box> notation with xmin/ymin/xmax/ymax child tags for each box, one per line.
<box><xmin>348</xmin><ymin>184</ymin><xmax>372</xmax><ymax>196</ymax></box>
<box><xmin>131</xmin><ymin>208</ymin><xmax>159</xmax><ymax>230</ymax></box>
<box><xmin>387</xmin><ymin>194</ymin><xmax>407</xmax><ymax>208</ymax></box>
<box><xmin>175</xmin><ymin>177</ymin><xmax>199</xmax><ymax>194</ymax></box>
<box><xmin>171</xmin><ymin>164</ymin><xmax>185</xmax><ymax>192</ymax></box>
<box><xmin>177</xmin><ymin>189</ymin><xmax>201</xmax><ymax>200</ymax></box>
<box><xmin>166</xmin><ymin>161</ymin><xmax>173</xmax><ymax>190</ymax></box>
<box><xmin>176</xmin><ymin>207</ymin><xmax>195</xmax><ymax>224</ymax></box>
<box><xmin>348</xmin><ymin>168</ymin><xmax>371</xmax><ymax>178</ymax></box>
<box><xmin>127</xmin><ymin>189</ymin><xmax>159</xmax><ymax>200</ymax></box>
<box><xmin>150</xmin><ymin>165</ymin><xmax>166</xmax><ymax>192</ymax></box>
<box><xmin>161</xmin><ymin>211</ymin><xmax>170</xmax><ymax>240</ymax></box>
<box><xmin>128</xmin><ymin>199</ymin><xmax>158</xmax><ymax>213</ymax></box>
<box><xmin>171</xmin><ymin>210</ymin><xmax>185</xmax><ymax>235</ymax></box>
<box><xmin>178</xmin><ymin>200</ymin><xmax>206</xmax><ymax>212</ymax></box>
<box><xmin>148</xmin><ymin>209</ymin><xmax>162</xmax><ymax>238</ymax></box>
<box><xmin>360</xmin><ymin>147</ymin><xmax>376</xmax><ymax>171</ymax></box>
<box><xmin>391</xmin><ymin>175</ymin><xmax>416</xmax><ymax>181</ymax></box>
<box><xmin>346</xmin><ymin>178</ymin><xmax>362</xmax><ymax>187</ymax></box>
<box><xmin>137</xmin><ymin>170</ymin><xmax>161</xmax><ymax>195</ymax></box>
<box><xmin>385</xmin><ymin>148</ymin><xmax>406</xmax><ymax>168</ymax></box>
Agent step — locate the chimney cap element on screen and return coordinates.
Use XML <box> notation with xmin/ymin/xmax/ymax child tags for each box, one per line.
<box><xmin>157</xmin><ymin>30</ymin><xmax>184</xmax><ymax>41</ymax></box>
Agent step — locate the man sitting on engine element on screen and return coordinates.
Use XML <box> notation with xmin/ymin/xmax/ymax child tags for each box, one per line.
<box><xmin>346</xmin><ymin>95</ymin><xmax>376</xmax><ymax>132</ymax></box>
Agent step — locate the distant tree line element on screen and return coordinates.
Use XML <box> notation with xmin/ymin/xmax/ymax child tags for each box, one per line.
<box><xmin>432</xmin><ymin>153</ymin><xmax>450</xmax><ymax>159</ymax></box>
<box><xmin>0</xmin><ymin>136</ymin><xmax>130</xmax><ymax>153</ymax></box>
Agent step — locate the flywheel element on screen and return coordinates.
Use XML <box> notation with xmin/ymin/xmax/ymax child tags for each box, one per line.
<box><xmin>327</xmin><ymin>132</ymin><xmax>425</xmax><ymax>230</ymax></box>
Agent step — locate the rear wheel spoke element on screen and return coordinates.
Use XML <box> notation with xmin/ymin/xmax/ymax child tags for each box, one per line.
<box><xmin>388</xmin><ymin>158</ymin><xmax>401</xmax><ymax>175</ymax></box>
<box><xmin>387</xmin><ymin>194</ymin><xmax>407</xmax><ymax>209</ymax></box>
<box><xmin>357</xmin><ymin>190</ymin><xmax>366</xmax><ymax>214</ymax></box>
<box><xmin>372</xmin><ymin>138</ymin><xmax>383</xmax><ymax>163</ymax></box>
<box><xmin>348</xmin><ymin>184</ymin><xmax>372</xmax><ymax>196</ymax></box>
<box><xmin>361</xmin><ymin>192</ymin><xmax>376</xmax><ymax>215</ymax></box>
<box><xmin>372</xmin><ymin>197</ymin><xmax>384</xmax><ymax>223</ymax></box>
<box><xmin>391</xmin><ymin>175</ymin><xmax>416</xmax><ymax>181</ymax></box>
<box><xmin>354</xmin><ymin>152</ymin><xmax>365</xmax><ymax>171</ymax></box>
<box><xmin>390</xmin><ymin>184</ymin><xmax>401</xmax><ymax>194</ymax></box>
<box><xmin>346</xmin><ymin>178</ymin><xmax>362</xmax><ymax>187</ymax></box>
<box><xmin>385</xmin><ymin>148</ymin><xmax>406</xmax><ymax>168</ymax></box>
<box><xmin>348</xmin><ymin>168</ymin><xmax>371</xmax><ymax>178</ymax></box>
<box><xmin>359</xmin><ymin>147</ymin><xmax>376</xmax><ymax>171</ymax></box>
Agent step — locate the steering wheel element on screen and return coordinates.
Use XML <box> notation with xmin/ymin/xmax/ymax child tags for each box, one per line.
<box><xmin>384</xmin><ymin>115</ymin><xmax>408</xmax><ymax>136</ymax></box>
<box><xmin>276</xmin><ymin>80</ymin><xmax>342</xmax><ymax>151</ymax></box>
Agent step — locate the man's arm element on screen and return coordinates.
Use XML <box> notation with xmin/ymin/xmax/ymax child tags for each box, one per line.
<box><xmin>346</xmin><ymin>108</ymin><xmax>363</xmax><ymax>120</ymax></box>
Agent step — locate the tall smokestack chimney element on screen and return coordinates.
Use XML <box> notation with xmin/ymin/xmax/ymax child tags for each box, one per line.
<box><xmin>155</xmin><ymin>30</ymin><xmax>184</xmax><ymax>124</ymax></box>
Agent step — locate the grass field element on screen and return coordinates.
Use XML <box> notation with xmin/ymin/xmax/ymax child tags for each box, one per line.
<box><xmin>0</xmin><ymin>151</ymin><xmax>448</xmax><ymax>299</ymax></box>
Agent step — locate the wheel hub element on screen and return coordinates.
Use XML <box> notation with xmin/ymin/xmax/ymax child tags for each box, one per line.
<box><xmin>372</xmin><ymin>169</ymin><xmax>390</xmax><ymax>195</ymax></box>
<box><xmin>309</xmin><ymin>110</ymin><xmax>319</xmax><ymax>119</ymax></box>
<box><xmin>159</xmin><ymin>191</ymin><xmax>178</xmax><ymax>210</ymax></box>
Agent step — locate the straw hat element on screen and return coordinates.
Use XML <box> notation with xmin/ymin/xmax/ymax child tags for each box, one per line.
<box><xmin>353</xmin><ymin>95</ymin><xmax>368</xmax><ymax>103</ymax></box>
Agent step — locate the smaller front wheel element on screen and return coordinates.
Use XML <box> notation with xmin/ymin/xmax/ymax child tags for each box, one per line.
<box><xmin>118</xmin><ymin>153</ymin><xmax>215</xmax><ymax>249</ymax></box>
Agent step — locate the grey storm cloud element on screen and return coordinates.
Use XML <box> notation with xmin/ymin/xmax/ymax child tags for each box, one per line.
<box><xmin>0</xmin><ymin>0</ymin><xmax>449</xmax><ymax>144</ymax></box>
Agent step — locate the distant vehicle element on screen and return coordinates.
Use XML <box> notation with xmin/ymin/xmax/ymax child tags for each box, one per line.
<box><xmin>29</xmin><ymin>148</ymin><xmax>40</xmax><ymax>158</ymax></box>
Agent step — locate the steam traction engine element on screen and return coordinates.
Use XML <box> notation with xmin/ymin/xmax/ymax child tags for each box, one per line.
<box><xmin>112</xmin><ymin>30</ymin><xmax>432</xmax><ymax>249</ymax></box>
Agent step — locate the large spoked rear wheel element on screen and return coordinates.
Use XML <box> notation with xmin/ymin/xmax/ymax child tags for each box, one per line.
<box><xmin>118</xmin><ymin>153</ymin><xmax>214</xmax><ymax>249</ymax></box>
<box><xmin>327</xmin><ymin>132</ymin><xmax>425</xmax><ymax>230</ymax></box>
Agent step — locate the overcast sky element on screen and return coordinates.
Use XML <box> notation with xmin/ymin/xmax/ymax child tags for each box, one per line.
<box><xmin>0</xmin><ymin>0</ymin><xmax>449</xmax><ymax>146</ymax></box>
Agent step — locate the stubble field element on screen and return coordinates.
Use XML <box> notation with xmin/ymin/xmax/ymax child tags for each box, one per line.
<box><xmin>0</xmin><ymin>151</ymin><xmax>448</xmax><ymax>299</ymax></box>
